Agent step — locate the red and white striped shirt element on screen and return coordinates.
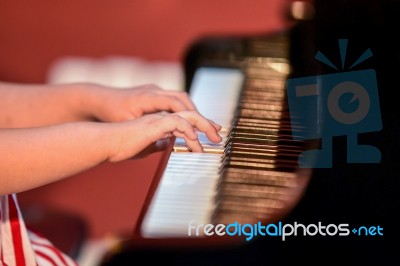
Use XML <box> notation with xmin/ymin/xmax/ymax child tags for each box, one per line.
<box><xmin>0</xmin><ymin>194</ymin><xmax>77</xmax><ymax>266</ymax></box>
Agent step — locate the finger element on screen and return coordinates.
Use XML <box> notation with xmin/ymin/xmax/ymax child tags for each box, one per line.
<box><xmin>208</xmin><ymin>119</ymin><xmax>222</xmax><ymax>131</ymax></box>
<box><xmin>177</xmin><ymin>111</ymin><xmax>222</xmax><ymax>143</ymax></box>
<box><xmin>157</xmin><ymin>114</ymin><xmax>203</xmax><ymax>152</ymax></box>
<box><xmin>158</xmin><ymin>114</ymin><xmax>198</xmax><ymax>141</ymax></box>
<box><xmin>153</xmin><ymin>94</ymin><xmax>191</xmax><ymax>113</ymax></box>
<box><xmin>173</xmin><ymin>132</ymin><xmax>203</xmax><ymax>152</ymax></box>
<box><xmin>163</xmin><ymin>90</ymin><xmax>197</xmax><ymax>111</ymax></box>
<box><xmin>174</xmin><ymin>116</ymin><xmax>199</xmax><ymax>141</ymax></box>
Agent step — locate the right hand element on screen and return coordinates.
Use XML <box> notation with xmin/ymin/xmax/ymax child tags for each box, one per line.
<box><xmin>107</xmin><ymin>111</ymin><xmax>222</xmax><ymax>162</ymax></box>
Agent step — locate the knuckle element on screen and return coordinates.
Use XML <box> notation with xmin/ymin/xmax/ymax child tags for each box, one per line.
<box><xmin>169</xmin><ymin>95</ymin><xmax>180</xmax><ymax>101</ymax></box>
<box><xmin>168</xmin><ymin>113</ymin><xmax>182</xmax><ymax>122</ymax></box>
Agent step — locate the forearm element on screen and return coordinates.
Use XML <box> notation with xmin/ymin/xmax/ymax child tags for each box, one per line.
<box><xmin>0</xmin><ymin>122</ymin><xmax>115</xmax><ymax>195</ymax></box>
<box><xmin>0</xmin><ymin>82</ymin><xmax>106</xmax><ymax>128</ymax></box>
<box><xmin>0</xmin><ymin>106</ymin><xmax>223</xmax><ymax>195</ymax></box>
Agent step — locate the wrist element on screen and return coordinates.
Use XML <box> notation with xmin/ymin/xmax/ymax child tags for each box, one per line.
<box><xmin>66</xmin><ymin>83</ymin><xmax>111</xmax><ymax>122</ymax></box>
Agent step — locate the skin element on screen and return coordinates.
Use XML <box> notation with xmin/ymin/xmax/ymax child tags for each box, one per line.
<box><xmin>0</xmin><ymin>82</ymin><xmax>222</xmax><ymax>195</ymax></box>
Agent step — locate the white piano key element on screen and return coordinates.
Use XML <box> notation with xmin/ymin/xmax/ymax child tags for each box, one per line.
<box><xmin>141</xmin><ymin>153</ymin><xmax>221</xmax><ymax>237</ymax></box>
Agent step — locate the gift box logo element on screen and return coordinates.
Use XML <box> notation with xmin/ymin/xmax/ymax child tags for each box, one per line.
<box><xmin>286</xmin><ymin>39</ymin><xmax>382</xmax><ymax>168</ymax></box>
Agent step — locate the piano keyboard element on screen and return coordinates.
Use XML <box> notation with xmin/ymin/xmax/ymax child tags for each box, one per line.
<box><xmin>140</xmin><ymin>51</ymin><xmax>304</xmax><ymax>238</ymax></box>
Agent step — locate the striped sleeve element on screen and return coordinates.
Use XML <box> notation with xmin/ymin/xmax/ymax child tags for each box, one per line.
<box><xmin>1</xmin><ymin>194</ymin><xmax>77</xmax><ymax>266</ymax></box>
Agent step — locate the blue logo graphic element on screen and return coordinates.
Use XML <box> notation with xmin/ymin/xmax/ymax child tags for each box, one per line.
<box><xmin>286</xmin><ymin>39</ymin><xmax>382</xmax><ymax>168</ymax></box>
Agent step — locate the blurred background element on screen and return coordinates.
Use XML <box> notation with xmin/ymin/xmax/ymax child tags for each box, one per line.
<box><xmin>0</xmin><ymin>0</ymin><xmax>287</xmax><ymax>84</ymax></box>
<box><xmin>0</xmin><ymin>1</ymin><xmax>290</xmax><ymax>264</ymax></box>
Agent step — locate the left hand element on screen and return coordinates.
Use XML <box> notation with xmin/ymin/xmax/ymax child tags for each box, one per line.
<box><xmin>90</xmin><ymin>84</ymin><xmax>197</xmax><ymax>122</ymax></box>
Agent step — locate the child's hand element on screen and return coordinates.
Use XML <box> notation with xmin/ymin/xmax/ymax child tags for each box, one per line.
<box><xmin>107</xmin><ymin>111</ymin><xmax>222</xmax><ymax>162</ymax></box>
<box><xmin>90</xmin><ymin>84</ymin><xmax>197</xmax><ymax>122</ymax></box>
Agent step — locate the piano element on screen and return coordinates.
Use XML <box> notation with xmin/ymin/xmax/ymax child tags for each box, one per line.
<box><xmin>101</xmin><ymin>0</ymin><xmax>398</xmax><ymax>264</ymax></box>
<box><xmin>137</xmin><ymin>34</ymin><xmax>310</xmax><ymax>239</ymax></box>
<box><xmin>128</xmin><ymin>13</ymin><xmax>313</xmax><ymax>247</ymax></box>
